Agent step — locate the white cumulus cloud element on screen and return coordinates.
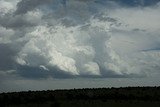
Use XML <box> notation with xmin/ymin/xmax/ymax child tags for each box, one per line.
<box><xmin>0</xmin><ymin>0</ymin><xmax>160</xmax><ymax>79</ymax></box>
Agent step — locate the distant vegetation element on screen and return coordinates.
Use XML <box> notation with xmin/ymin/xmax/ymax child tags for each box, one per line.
<box><xmin>0</xmin><ymin>86</ymin><xmax>160</xmax><ymax>107</ymax></box>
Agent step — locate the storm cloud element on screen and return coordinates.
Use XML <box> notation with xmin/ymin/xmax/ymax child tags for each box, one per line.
<box><xmin>0</xmin><ymin>0</ymin><xmax>160</xmax><ymax>82</ymax></box>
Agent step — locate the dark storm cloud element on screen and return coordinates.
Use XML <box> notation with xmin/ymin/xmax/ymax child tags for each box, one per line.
<box><xmin>16</xmin><ymin>65</ymin><xmax>142</xmax><ymax>79</ymax></box>
<box><xmin>112</xmin><ymin>0</ymin><xmax>160</xmax><ymax>7</ymax></box>
<box><xmin>15</xmin><ymin>0</ymin><xmax>160</xmax><ymax>15</ymax></box>
<box><xmin>0</xmin><ymin>44</ymin><xmax>16</xmax><ymax>71</ymax></box>
<box><xmin>15</xmin><ymin>0</ymin><xmax>53</xmax><ymax>14</ymax></box>
<box><xmin>0</xmin><ymin>15</ymin><xmax>37</xmax><ymax>29</ymax></box>
<box><xmin>16</xmin><ymin>65</ymin><xmax>81</xmax><ymax>79</ymax></box>
<box><xmin>77</xmin><ymin>0</ymin><xmax>160</xmax><ymax>7</ymax></box>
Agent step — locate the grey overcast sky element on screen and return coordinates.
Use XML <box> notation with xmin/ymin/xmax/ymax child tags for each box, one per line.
<box><xmin>0</xmin><ymin>0</ymin><xmax>160</xmax><ymax>92</ymax></box>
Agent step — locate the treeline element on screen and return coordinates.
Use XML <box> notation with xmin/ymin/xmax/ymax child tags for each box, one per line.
<box><xmin>0</xmin><ymin>86</ymin><xmax>160</xmax><ymax>107</ymax></box>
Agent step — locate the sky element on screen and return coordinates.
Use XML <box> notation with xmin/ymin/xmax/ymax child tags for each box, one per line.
<box><xmin>0</xmin><ymin>0</ymin><xmax>160</xmax><ymax>92</ymax></box>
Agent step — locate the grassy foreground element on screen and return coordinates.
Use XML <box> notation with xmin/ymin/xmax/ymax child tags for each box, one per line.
<box><xmin>0</xmin><ymin>86</ymin><xmax>160</xmax><ymax>107</ymax></box>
